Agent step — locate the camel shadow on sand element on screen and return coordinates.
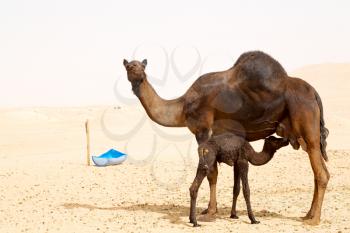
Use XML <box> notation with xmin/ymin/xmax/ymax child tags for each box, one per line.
<box><xmin>62</xmin><ymin>203</ymin><xmax>301</xmax><ymax>226</ymax></box>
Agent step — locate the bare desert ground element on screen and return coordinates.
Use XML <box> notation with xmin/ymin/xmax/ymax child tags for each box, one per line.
<box><xmin>0</xmin><ymin>64</ymin><xmax>350</xmax><ymax>233</ymax></box>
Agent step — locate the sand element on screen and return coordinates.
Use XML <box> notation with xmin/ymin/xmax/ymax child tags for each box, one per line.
<box><xmin>0</xmin><ymin>64</ymin><xmax>350</xmax><ymax>233</ymax></box>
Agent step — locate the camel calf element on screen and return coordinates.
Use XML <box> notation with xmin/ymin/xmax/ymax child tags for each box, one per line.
<box><xmin>189</xmin><ymin>133</ymin><xmax>289</xmax><ymax>227</ymax></box>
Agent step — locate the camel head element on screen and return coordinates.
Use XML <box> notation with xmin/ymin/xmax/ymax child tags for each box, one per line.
<box><xmin>123</xmin><ymin>59</ymin><xmax>147</xmax><ymax>82</ymax></box>
<box><xmin>123</xmin><ymin>59</ymin><xmax>147</xmax><ymax>96</ymax></box>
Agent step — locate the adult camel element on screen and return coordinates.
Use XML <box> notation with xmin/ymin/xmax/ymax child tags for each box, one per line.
<box><xmin>123</xmin><ymin>51</ymin><xmax>329</xmax><ymax>225</ymax></box>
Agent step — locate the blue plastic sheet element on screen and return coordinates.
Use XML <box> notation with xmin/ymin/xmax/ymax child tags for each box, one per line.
<box><xmin>92</xmin><ymin>149</ymin><xmax>127</xmax><ymax>166</ymax></box>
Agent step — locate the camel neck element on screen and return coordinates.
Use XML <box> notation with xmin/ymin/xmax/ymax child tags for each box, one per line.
<box><xmin>247</xmin><ymin>144</ymin><xmax>276</xmax><ymax>166</ymax></box>
<box><xmin>136</xmin><ymin>78</ymin><xmax>186</xmax><ymax>127</ymax></box>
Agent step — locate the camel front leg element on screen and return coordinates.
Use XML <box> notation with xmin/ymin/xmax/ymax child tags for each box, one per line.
<box><xmin>200</xmin><ymin>162</ymin><xmax>218</xmax><ymax>215</ymax></box>
<box><xmin>207</xmin><ymin>162</ymin><xmax>218</xmax><ymax>214</ymax></box>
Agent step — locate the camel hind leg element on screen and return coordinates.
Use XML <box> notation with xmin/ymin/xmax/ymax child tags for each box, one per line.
<box><xmin>289</xmin><ymin>105</ymin><xmax>330</xmax><ymax>225</ymax></box>
<box><xmin>301</xmin><ymin>179</ymin><xmax>318</xmax><ymax>220</ymax></box>
<box><xmin>303</xmin><ymin>145</ymin><xmax>329</xmax><ymax>225</ymax></box>
<box><xmin>285</xmin><ymin>77</ymin><xmax>330</xmax><ymax>225</ymax></box>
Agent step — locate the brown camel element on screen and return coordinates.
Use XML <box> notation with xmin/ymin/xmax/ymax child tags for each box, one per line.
<box><xmin>189</xmin><ymin>133</ymin><xmax>289</xmax><ymax>227</ymax></box>
<box><xmin>123</xmin><ymin>51</ymin><xmax>330</xmax><ymax>225</ymax></box>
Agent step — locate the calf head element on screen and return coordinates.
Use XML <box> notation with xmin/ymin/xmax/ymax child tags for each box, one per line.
<box><xmin>198</xmin><ymin>143</ymin><xmax>217</xmax><ymax>173</ymax></box>
<box><xmin>264</xmin><ymin>136</ymin><xmax>289</xmax><ymax>152</ymax></box>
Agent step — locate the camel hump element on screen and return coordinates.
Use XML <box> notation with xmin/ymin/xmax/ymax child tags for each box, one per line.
<box><xmin>233</xmin><ymin>51</ymin><xmax>287</xmax><ymax>84</ymax></box>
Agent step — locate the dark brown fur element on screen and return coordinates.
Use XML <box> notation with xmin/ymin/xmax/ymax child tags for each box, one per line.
<box><xmin>124</xmin><ymin>50</ymin><xmax>330</xmax><ymax>225</ymax></box>
<box><xmin>189</xmin><ymin>134</ymin><xmax>289</xmax><ymax>227</ymax></box>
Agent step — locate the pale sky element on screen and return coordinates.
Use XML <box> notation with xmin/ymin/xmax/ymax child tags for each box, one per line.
<box><xmin>0</xmin><ymin>0</ymin><xmax>349</xmax><ymax>107</ymax></box>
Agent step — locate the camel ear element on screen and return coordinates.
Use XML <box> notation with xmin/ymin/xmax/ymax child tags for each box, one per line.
<box><xmin>123</xmin><ymin>59</ymin><xmax>129</xmax><ymax>67</ymax></box>
<box><xmin>198</xmin><ymin>148</ymin><xmax>204</xmax><ymax>157</ymax></box>
<box><xmin>142</xmin><ymin>59</ymin><xmax>147</xmax><ymax>67</ymax></box>
<box><xmin>198</xmin><ymin>147</ymin><xmax>209</xmax><ymax>156</ymax></box>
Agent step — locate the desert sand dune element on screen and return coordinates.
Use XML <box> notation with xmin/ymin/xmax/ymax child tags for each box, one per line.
<box><xmin>0</xmin><ymin>64</ymin><xmax>349</xmax><ymax>232</ymax></box>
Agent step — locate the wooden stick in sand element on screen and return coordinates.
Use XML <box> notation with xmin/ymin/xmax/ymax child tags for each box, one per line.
<box><xmin>85</xmin><ymin>119</ymin><xmax>91</xmax><ymax>166</ymax></box>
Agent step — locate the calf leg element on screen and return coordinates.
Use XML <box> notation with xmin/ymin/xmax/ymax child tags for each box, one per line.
<box><xmin>238</xmin><ymin>160</ymin><xmax>260</xmax><ymax>224</ymax></box>
<box><xmin>189</xmin><ymin>168</ymin><xmax>206</xmax><ymax>227</ymax></box>
<box><xmin>230</xmin><ymin>162</ymin><xmax>241</xmax><ymax>219</ymax></box>
<box><xmin>195</xmin><ymin>129</ymin><xmax>218</xmax><ymax>216</ymax></box>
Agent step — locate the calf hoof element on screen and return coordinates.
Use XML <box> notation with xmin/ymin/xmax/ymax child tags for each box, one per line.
<box><xmin>230</xmin><ymin>214</ymin><xmax>239</xmax><ymax>219</ymax></box>
<box><xmin>193</xmin><ymin>223</ymin><xmax>201</xmax><ymax>227</ymax></box>
<box><xmin>189</xmin><ymin>217</ymin><xmax>195</xmax><ymax>224</ymax></box>
<box><xmin>251</xmin><ymin>220</ymin><xmax>260</xmax><ymax>224</ymax></box>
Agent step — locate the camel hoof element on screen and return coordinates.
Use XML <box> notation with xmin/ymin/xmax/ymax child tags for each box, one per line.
<box><xmin>303</xmin><ymin>218</ymin><xmax>320</xmax><ymax>226</ymax></box>
<box><xmin>201</xmin><ymin>208</ymin><xmax>208</xmax><ymax>215</ymax></box>
<box><xmin>200</xmin><ymin>208</ymin><xmax>217</xmax><ymax>215</ymax></box>
<box><xmin>230</xmin><ymin>214</ymin><xmax>239</xmax><ymax>219</ymax></box>
<box><xmin>301</xmin><ymin>213</ymin><xmax>313</xmax><ymax>220</ymax></box>
<box><xmin>251</xmin><ymin>220</ymin><xmax>260</xmax><ymax>224</ymax></box>
<box><xmin>193</xmin><ymin>223</ymin><xmax>201</xmax><ymax>227</ymax></box>
<box><xmin>198</xmin><ymin>214</ymin><xmax>216</xmax><ymax>222</ymax></box>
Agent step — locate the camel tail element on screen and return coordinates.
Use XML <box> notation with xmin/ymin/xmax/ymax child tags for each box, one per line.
<box><xmin>315</xmin><ymin>90</ymin><xmax>329</xmax><ymax>161</ymax></box>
